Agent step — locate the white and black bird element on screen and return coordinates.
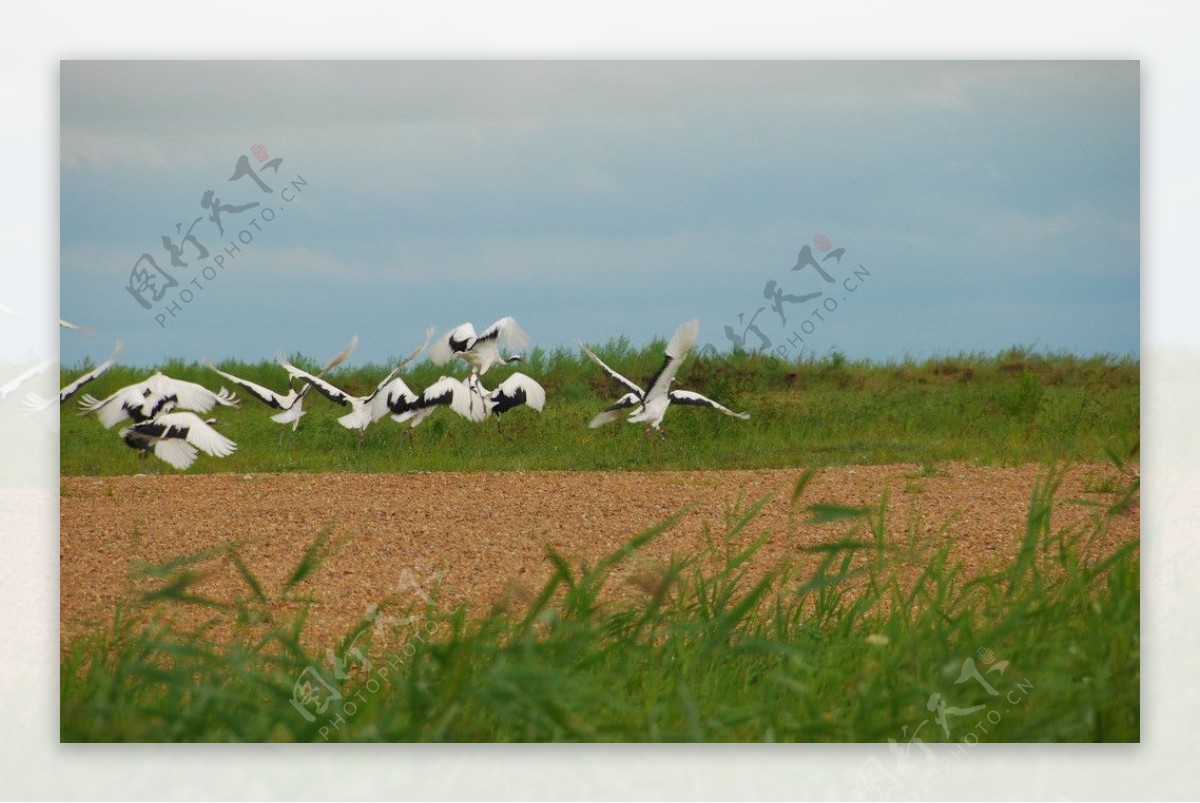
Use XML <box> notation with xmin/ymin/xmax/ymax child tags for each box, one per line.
<box><xmin>59</xmin><ymin>318</ymin><xmax>96</xmax><ymax>336</ymax></box>
<box><xmin>282</xmin><ymin>365</ymin><xmax>420</xmax><ymax>440</ymax></box>
<box><xmin>280</xmin><ymin>328</ymin><xmax>433</xmax><ymax>439</ymax></box>
<box><xmin>399</xmin><ymin>372</ymin><xmax>545</xmax><ymax>435</ymax></box>
<box><xmin>79</xmin><ymin>372</ymin><xmax>239</xmax><ymax>429</ymax></box>
<box><xmin>580</xmin><ymin>319</ymin><xmax>749</xmax><ymax>433</ymax></box>
<box><xmin>23</xmin><ymin>340</ymin><xmax>124</xmax><ymax>413</ymax></box>
<box><xmin>120</xmin><ymin>409</ymin><xmax>237</xmax><ymax>471</ymax></box>
<box><xmin>428</xmin><ymin>317</ymin><xmax>530</xmax><ymax>379</ymax></box>
<box><xmin>203</xmin><ymin>335</ymin><xmax>359</xmax><ymax>431</ymax></box>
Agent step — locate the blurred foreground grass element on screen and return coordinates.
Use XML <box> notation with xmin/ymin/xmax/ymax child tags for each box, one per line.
<box><xmin>61</xmin><ymin>464</ymin><xmax>1139</xmax><ymax>742</ymax></box>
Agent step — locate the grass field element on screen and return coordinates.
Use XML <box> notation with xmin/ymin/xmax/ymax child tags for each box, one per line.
<box><xmin>58</xmin><ymin>344</ymin><xmax>1140</xmax><ymax>474</ymax></box>
<box><xmin>57</xmin><ymin>345</ymin><xmax>1140</xmax><ymax>743</ymax></box>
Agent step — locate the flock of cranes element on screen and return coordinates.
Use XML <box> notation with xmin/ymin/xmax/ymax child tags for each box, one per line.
<box><xmin>47</xmin><ymin>317</ymin><xmax>750</xmax><ymax>471</ymax></box>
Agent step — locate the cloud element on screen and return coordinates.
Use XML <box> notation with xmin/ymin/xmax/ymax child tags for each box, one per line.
<box><xmin>60</xmin><ymin>126</ymin><xmax>174</xmax><ymax>170</ymax></box>
<box><xmin>60</xmin><ymin>61</ymin><xmax>1137</xmax><ymax>173</ymax></box>
<box><xmin>976</xmin><ymin>204</ymin><xmax>1138</xmax><ymax>252</ymax></box>
<box><xmin>59</xmin><ymin>60</ymin><xmax>1140</xmax><ymax>366</ymax></box>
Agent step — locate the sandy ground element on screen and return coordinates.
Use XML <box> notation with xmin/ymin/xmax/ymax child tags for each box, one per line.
<box><xmin>60</xmin><ymin>463</ymin><xmax>1139</xmax><ymax>650</ymax></box>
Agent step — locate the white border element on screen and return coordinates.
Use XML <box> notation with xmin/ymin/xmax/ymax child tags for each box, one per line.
<box><xmin>4</xmin><ymin>1</ymin><xmax>1194</xmax><ymax>799</ymax></box>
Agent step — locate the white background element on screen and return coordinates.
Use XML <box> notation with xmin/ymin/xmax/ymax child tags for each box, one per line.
<box><xmin>2</xmin><ymin>1</ymin><xmax>1195</xmax><ymax>799</ymax></box>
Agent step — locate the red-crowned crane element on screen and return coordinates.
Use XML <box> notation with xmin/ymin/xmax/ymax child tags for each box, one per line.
<box><xmin>120</xmin><ymin>408</ymin><xmax>237</xmax><ymax>471</ymax></box>
<box><xmin>79</xmin><ymin>372</ymin><xmax>239</xmax><ymax>429</ymax></box>
<box><xmin>428</xmin><ymin>317</ymin><xmax>529</xmax><ymax>379</ymax></box>
<box><xmin>395</xmin><ymin>372</ymin><xmax>545</xmax><ymax>438</ymax></box>
<box><xmin>280</xmin><ymin>328</ymin><xmax>433</xmax><ymax>441</ymax></box>
<box><xmin>202</xmin><ymin>335</ymin><xmax>359</xmax><ymax>431</ymax></box>
<box><xmin>579</xmin><ymin>319</ymin><xmax>749</xmax><ymax>434</ymax></box>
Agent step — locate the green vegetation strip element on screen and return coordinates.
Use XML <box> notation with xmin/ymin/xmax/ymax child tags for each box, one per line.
<box><xmin>59</xmin><ymin>345</ymin><xmax>1139</xmax><ymax>475</ymax></box>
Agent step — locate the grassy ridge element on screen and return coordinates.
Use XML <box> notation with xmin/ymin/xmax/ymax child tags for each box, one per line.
<box><xmin>58</xmin><ymin>345</ymin><xmax>1139</xmax><ymax>475</ymax></box>
<box><xmin>60</xmin><ymin>467</ymin><xmax>1140</xmax><ymax>742</ymax></box>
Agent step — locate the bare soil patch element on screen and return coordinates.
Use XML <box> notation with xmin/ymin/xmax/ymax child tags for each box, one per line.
<box><xmin>60</xmin><ymin>463</ymin><xmax>1139</xmax><ymax>650</ymax></box>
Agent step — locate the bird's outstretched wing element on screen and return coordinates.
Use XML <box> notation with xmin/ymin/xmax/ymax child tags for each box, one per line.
<box><xmin>151</xmin><ymin>436</ymin><xmax>199</xmax><ymax>470</ymax></box>
<box><xmin>80</xmin><ymin>385</ymin><xmax>153</xmax><ymax>428</ymax></box>
<box><xmin>588</xmin><ymin>391</ymin><xmax>641</xmax><ymax>428</ymax></box>
<box><xmin>362</xmin><ymin>326</ymin><xmax>436</xmax><ymax>404</ymax></box>
<box><xmin>428</xmin><ymin>322</ymin><xmax>476</xmax><ymax>366</ymax></box>
<box><xmin>397</xmin><ymin>326</ymin><xmax>435</xmax><ymax>370</ymax></box>
<box><xmin>203</xmin><ymin>358</ymin><xmax>293</xmax><ymax>410</ymax></box>
<box><xmin>268</xmin><ymin>334</ymin><xmax>360</xmax><ymax>427</ymax></box>
<box><xmin>152</xmin><ymin>411</ymin><xmax>238</xmax><ymax>457</ymax></box>
<box><xmin>668</xmin><ymin>389</ymin><xmax>750</xmax><ymax>419</ymax></box>
<box><xmin>477</xmin><ymin>316</ymin><xmax>529</xmax><ymax>354</ymax></box>
<box><xmin>577</xmin><ymin>343</ymin><xmax>643</xmax><ymax>398</ymax></box>
<box><xmin>59</xmin><ymin>341</ymin><xmax>124</xmax><ymax>404</ymax></box>
<box><xmin>319</xmin><ymin>334</ymin><xmax>359</xmax><ymax>374</ymax></box>
<box><xmin>146</xmin><ymin>373</ymin><xmax>239</xmax><ymax>412</ymax></box>
<box><xmin>412</xmin><ymin>376</ymin><xmax>486</xmax><ymax>422</ymax></box>
<box><xmin>339</xmin><ymin>376</ymin><xmax>419</xmax><ymax>431</ymax></box>
<box><xmin>641</xmin><ymin>319</ymin><xmax>699</xmax><ymax>405</ymax></box>
<box><xmin>280</xmin><ymin>360</ymin><xmax>356</xmax><ymax>407</ymax></box>
<box><xmin>488</xmin><ymin>372</ymin><xmax>545</xmax><ymax>415</ymax></box>
<box><xmin>60</xmin><ymin>318</ymin><xmax>96</xmax><ymax>335</ymax></box>
<box><xmin>121</xmin><ymin>412</ymin><xmax>234</xmax><ymax>470</ymax></box>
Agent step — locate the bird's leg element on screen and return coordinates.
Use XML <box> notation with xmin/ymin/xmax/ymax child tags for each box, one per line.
<box><xmin>643</xmin><ymin>425</ymin><xmax>666</xmax><ymax>440</ymax></box>
<box><xmin>467</xmin><ymin>373</ymin><xmax>480</xmax><ymax>417</ymax></box>
<box><xmin>395</xmin><ymin>426</ymin><xmax>415</xmax><ymax>451</ymax></box>
<box><xmin>496</xmin><ymin>417</ymin><xmax>514</xmax><ymax>443</ymax></box>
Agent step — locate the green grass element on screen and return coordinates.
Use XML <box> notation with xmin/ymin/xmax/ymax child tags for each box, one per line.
<box><xmin>57</xmin><ymin>345</ymin><xmax>1140</xmax><ymax>475</ymax></box>
<box><xmin>61</xmin><ymin>466</ymin><xmax>1139</xmax><ymax>742</ymax></box>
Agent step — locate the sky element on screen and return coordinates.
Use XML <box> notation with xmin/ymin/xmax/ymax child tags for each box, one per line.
<box><xmin>59</xmin><ymin>60</ymin><xmax>1140</xmax><ymax>369</ymax></box>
